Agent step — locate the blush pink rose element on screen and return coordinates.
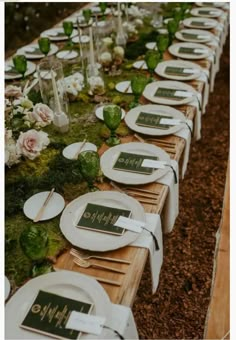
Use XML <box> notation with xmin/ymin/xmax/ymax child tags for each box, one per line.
<box><xmin>5</xmin><ymin>85</ymin><xmax>22</xmax><ymax>99</ymax></box>
<box><xmin>16</xmin><ymin>129</ymin><xmax>50</xmax><ymax>160</ymax></box>
<box><xmin>31</xmin><ymin>103</ymin><xmax>54</xmax><ymax>127</ymax></box>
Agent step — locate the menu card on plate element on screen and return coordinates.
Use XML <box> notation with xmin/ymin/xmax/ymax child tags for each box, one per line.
<box><xmin>178</xmin><ymin>47</ymin><xmax>202</xmax><ymax>55</ymax></box>
<box><xmin>198</xmin><ymin>10</ymin><xmax>216</xmax><ymax>15</ymax></box>
<box><xmin>77</xmin><ymin>203</ymin><xmax>131</xmax><ymax>235</ymax></box>
<box><xmin>154</xmin><ymin>87</ymin><xmax>187</xmax><ymax>100</ymax></box>
<box><xmin>113</xmin><ymin>151</ymin><xmax>158</xmax><ymax>175</ymax></box>
<box><xmin>181</xmin><ymin>33</ymin><xmax>201</xmax><ymax>40</ymax></box>
<box><xmin>190</xmin><ymin>21</ymin><xmax>209</xmax><ymax>27</ymax></box>
<box><xmin>20</xmin><ymin>290</ymin><xmax>93</xmax><ymax>339</ymax></box>
<box><xmin>135</xmin><ymin>112</ymin><xmax>172</xmax><ymax>129</ymax></box>
<box><xmin>26</xmin><ymin>47</ymin><xmax>42</xmax><ymax>56</ymax></box>
<box><xmin>165</xmin><ymin>66</ymin><xmax>192</xmax><ymax>76</ymax></box>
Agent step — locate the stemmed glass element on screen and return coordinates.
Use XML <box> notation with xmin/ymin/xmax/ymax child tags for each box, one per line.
<box><xmin>130</xmin><ymin>75</ymin><xmax>149</xmax><ymax>108</ymax></box>
<box><xmin>99</xmin><ymin>2</ymin><xmax>107</xmax><ymax>20</ymax></box>
<box><xmin>103</xmin><ymin>105</ymin><xmax>122</xmax><ymax>146</ymax></box>
<box><xmin>38</xmin><ymin>37</ymin><xmax>51</xmax><ymax>57</ymax></box>
<box><xmin>156</xmin><ymin>34</ymin><xmax>169</xmax><ymax>59</ymax></box>
<box><xmin>82</xmin><ymin>8</ymin><xmax>92</xmax><ymax>25</ymax></box>
<box><xmin>145</xmin><ymin>50</ymin><xmax>161</xmax><ymax>82</ymax></box>
<box><xmin>63</xmin><ymin>20</ymin><xmax>74</xmax><ymax>46</ymax></box>
<box><xmin>78</xmin><ymin>150</ymin><xmax>100</xmax><ymax>191</ymax></box>
<box><xmin>167</xmin><ymin>19</ymin><xmax>179</xmax><ymax>45</ymax></box>
<box><xmin>13</xmin><ymin>54</ymin><xmax>27</xmax><ymax>79</ymax></box>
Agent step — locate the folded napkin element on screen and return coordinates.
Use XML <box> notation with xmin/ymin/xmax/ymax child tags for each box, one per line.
<box><xmin>130</xmin><ymin>213</ymin><xmax>163</xmax><ymax>294</ymax></box>
<box><xmin>174</xmin><ymin>119</ymin><xmax>193</xmax><ymax>179</ymax></box>
<box><xmin>156</xmin><ymin>160</ymin><xmax>179</xmax><ymax>234</ymax></box>
<box><xmin>109</xmin><ymin>304</ymin><xmax>139</xmax><ymax>339</ymax></box>
<box><xmin>196</xmin><ymin>71</ymin><xmax>210</xmax><ymax>114</ymax></box>
<box><xmin>188</xmin><ymin>95</ymin><xmax>202</xmax><ymax>141</ymax></box>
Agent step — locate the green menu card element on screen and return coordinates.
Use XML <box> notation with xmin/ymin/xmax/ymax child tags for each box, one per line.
<box><xmin>135</xmin><ymin>112</ymin><xmax>172</xmax><ymax>129</ymax></box>
<box><xmin>178</xmin><ymin>47</ymin><xmax>202</xmax><ymax>55</ymax></box>
<box><xmin>165</xmin><ymin>66</ymin><xmax>192</xmax><ymax>77</ymax></box>
<box><xmin>190</xmin><ymin>21</ymin><xmax>208</xmax><ymax>27</ymax></box>
<box><xmin>113</xmin><ymin>151</ymin><xmax>158</xmax><ymax>175</ymax></box>
<box><xmin>77</xmin><ymin>203</ymin><xmax>131</xmax><ymax>235</ymax></box>
<box><xmin>198</xmin><ymin>10</ymin><xmax>213</xmax><ymax>15</ymax></box>
<box><xmin>20</xmin><ymin>290</ymin><xmax>93</xmax><ymax>339</ymax></box>
<box><xmin>181</xmin><ymin>33</ymin><xmax>200</xmax><ymax>40</ymax></box>
<box><xmin>154</xmin><ymin>87</ymin><xmax>186</xmax><ymax>100</ymax></box>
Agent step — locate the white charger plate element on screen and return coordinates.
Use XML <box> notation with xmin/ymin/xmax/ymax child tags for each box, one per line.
<box><xmin>175</xmin><ymin>29</ymin><xmax>214</xmax><ymax>43</ymax></box>
<box><xmin>5</xmin><ymin>276</ymin><xmax>11</xmax><ymax>301</ymax></box>
<box><xmin>95</xmin><ymin>105</ymin><xmax>125</xmax><ymax>120</ymax></box>
<box><xmin>115</xmin><ymin>81</ymin><xmax>132</xmax><ymax>94</ymax></box>
<box><xmin>17</xmin><ymin>43</ymin><xmax>58</xmax><ymax>60</ymax></box>
<box><xmin>125</xmin><ymin>104</ymin><xmax>186</xmax><ymax>136</ymax></box>
<box><xmin>60</xmin><ymin>191</ymin><xmax>145</xmax><ymax>251</ymax></box>
<box><xmin>5</xmin><ymin>61</ymin><xmax>36</xmax><ymax>80</ymax></box>
<box><xmin>133</xmin><ymin>60</ymin><xmax>148</xmax><ymax>70</ymax></box>
<box><xmin>101</xmin><ymin>142</ymin><xmax>170</xmax><ymax>185</ymax></box>
<box><xmin>190</xmin><ymin>6</ymin><xmax>223</xmax><ymax>18</ymax></box>
<box><xmin>168</xmin><ymin>42</ymin><xmax>212</xmax><ymax>60</ymax></box>
<box><xmin>183</xmin><ymin>17</ymin><xmax>218</xmax><ymax>29</ymax></box>
<box><xmin>145</xmin><ymin>42</ymin><xmax>157</xmax><ymax>50</ymax></box>
<box><xmin>63</xmin><ymin>142</ymin><xmax>97</xmax><ymax>159</ymax></box>
<box><xmin>155</xmin><ymin>59</ymin><xmax>202</xmax><ymax>81</ymax></box>
<box><xmin>56</xmin><ymin>50</ymin><xmax>79</xmax><ymax>60</ymax></box>
<box><xmin>41</xmin><ymin>28</ymin><xmax>78</xmax><ymax>41</ymax></box>
<box><xmin>5</xmin><ymin>271</ymin><xmax>112</xmax><ymax>339</ymax></box>
<box><xmin>196</xmin><ymin>2</ymin><xmax>226</xmax><ymax>7</ymax></box>
<box><xmin>143</xmin><ymin>80</ymin><xmax>198</xmax><ymax>105</ymax></box>
<box><xmin>72</xmin><ymin>35</ymin><xmax>90</xmax><ymax>44</ymax></box>
<box><xmin>23</xmin><ymin>191</ymin><xmax>65</xmax><ymax>221</ymax></box>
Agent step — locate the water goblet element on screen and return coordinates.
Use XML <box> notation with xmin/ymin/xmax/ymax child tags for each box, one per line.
<box><xmin>156</xmin><ymin>34</ymin><xmax>169</xmax><ymax>59</ymax></box>
<box><xmin>38</xmin><ymin>37</ymin><xmax>51</xmax><ymax>57</ymax></box>
<box><xmin>78</xmin><ymin>150</ymin><xmax>100</xmax><ymax>191</ymax></box>
<box><xmin>103</xmin><ymin>105</ymin><xmax>122</xmax><ymax>146</ymax></box>
<box><xmin>63</xmin><ymin>20</ymin><xmax>74</xmax><ymax>46</ymax></box>
<box><xmin>13</xmin><ymin>54</ymin><xmax>27</xmax><ymax>79</ymax></box>
<box><xmin>167</xmin><ymin>19</ymin><xmax>179</xmax><ymax>45</ymax></box>
<box><xmin>130</xmin><ymin>75</ymin><xmax>149</xmax><ymax>108</ymax></box>
<box><xmin>145</xmin><ymin>50</ymin><xmax>161</xmax><ymax>81</ymax></box>
<box><xmin>82</xmin><ymin>9</ymin><xmax>92</xmax><ymax>25</ymax></box>
<box><xmin>99</xmin><ymin>2</ymin><xmax>107</xmax><ymax>20</ymax></box>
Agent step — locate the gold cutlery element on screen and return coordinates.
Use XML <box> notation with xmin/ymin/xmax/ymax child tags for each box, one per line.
<box><xmin>73</xmin><ymin>139</ymin><xmax>87</xmax><ymax>159</ymax></box>
<box><xmin>33</xmin><ymin>188</ymin><xmax>55</xmax><ymax>223</ymax></box>
<box><xmin>124</xmin><ymin>82</ymin><xmax>131</xmax><ymax>93</ymax></box>
<box><xmin>73</xmin><ymin>257</ymin><xmax>126</xmax><ymax>274</ymax></box>
<box><xmin>70</xmin><ymin>248</ymin><xmax>131</xmax><ymax>264</ymax></box>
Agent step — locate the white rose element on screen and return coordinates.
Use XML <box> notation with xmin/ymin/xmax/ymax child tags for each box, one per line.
<box><xmin>5</xmin><ymin>85</ymin><xmax>22</xmax><ymax>99</ymax></box>
<box><xmin>64</xmin><ymin>73</ymin><xmax>84</xmax><ymax>97</ymax></box>
<box><xmin>13</xmin><ymin>96</ymin><xmax>33</xmax><ymax>110</ymax></box>
<box><xmin>113</xmin><ymin>46</ymin><xmax>125</xmax><ymax>58</ymax></box>
<box><xmin>16</xmin><ymin>129</ymin><xmax>50</xmax><ymax>160</ymax></box>
<box><xmin>30</xmin><ymin>103</ymin><xmax>54</xmax><ymax>127</ymax></box>
<box><xmin>88</xmin><ymin>76</ymin><xmax>105</xmax><ymax>95</ymax></box>
<box><xmin>100</xmin><ymin>52</ymin><xmax>112</xmax><ymax>65</ymax></box>
<box><xmin>135</xmin><ymin>18</ymin><xmax>143</xmax><ymax>27</ymax></box>
<box><xmin>102</xmin><ymin>37</ymin><xmax>113</xmax><ymax>47</ymax></box>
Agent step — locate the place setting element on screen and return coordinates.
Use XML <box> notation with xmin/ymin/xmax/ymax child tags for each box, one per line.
<box><xmin>155</xmin><ymin>59</ymin><xmax>202</xmax><ymax>81</ymax></box>
<box><xmin>168</xmin><ymin>42</ymin><xmax>212</xmax><ymax>60</ymax></box>
<box><xmin>17</xmin><ymin>42</ymin><xmax>59</xmax><ymax>59</ymax></box>
<box><xmin>5</xmin><ymin>56</ymin><xmax>36</xmax><ymax>80</ymax></box>
<box><xmin>175</xmin><ymin>28</ymin><xmax>215</xmax><ymax>43</ymax></box>
<box><xmin>190</xmin><ymin>6</ymin><xmax>223</xmax><ymax>18</ymax></box>
<box><xmin>40</xmin><ymin>27</ymin><xmax>78</xmax><ymax>41</ymax></box>
<box><xmin>183</xmin><ymin>16</ymin><xmax>218</xmax><ymax>30</ymax></box>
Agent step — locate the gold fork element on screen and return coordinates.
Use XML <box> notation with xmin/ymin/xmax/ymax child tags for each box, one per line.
<box><xmin>73</xmin><ymin>257</ymin><xmax>126</xmax><ymax>274</ymax></box>
<box><xmin>70</xmin><ymin>248</ymin><xmax>131</xmax><ymax>264</ymax></box>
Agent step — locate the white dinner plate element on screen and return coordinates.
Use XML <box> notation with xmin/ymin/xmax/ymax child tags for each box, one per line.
<box><xmin>155</xmin><ymin>59</ymin><xmax>202</xmax><ymax>81</ymax></box>
<box><xmin>183</xmin><ymin>17</ymin><xmax>218</xmax><ymax>29</ymax></box>
<box><xmin>190</xmin><ymin>6</ymin><xmax>223</xmax><ymax>18</ymax></box>
<box><xmin>60</xmin><ymin>191</ymin><xmax>145</xmax><ymax>251</ymax></box>
<box><xmin>133</xmin><ymin>60</ymin><xmax>148</xmax><ymax>70</ymax></box>
<box><xmin>145</xmin><ymin>42</ymin><xmax>157</xmax><ymax>50</ymax></box>
<box><xmin>115</xmin><ymin>81</ymin><xmax>132</xmax><ymax>94</ymax></box>
<box><xmin>95</xmin><ymin>105</ymin><xmax>126</xmax><ymax>120</ymax></box>
<box><xmin>5</xmin><ymin>61</ymin><xmax>36</xmax><ymax>80</ymax></box>
<box><xmin>143</xmin><ymin>80</ymin><xmax>198</xmax><ymax>106</ymax></box>
<box><xmin>125</xmin><ymin>104</ymin><xmax>187</xmax><ymax>136</ymax></box>
<box><xmin>100</xmin><ymin>142</ymin><xmax>170</xmax><ymax>185</ymax></box>
<box><xmin>72</xmin><ymin>35</ymin><xmax>90</xmax><ymax>44</ymax></box>
<box><xmin>175</xmin><ymin>29</ymin><xmax>214</xmax><ymax>43</ymax></box>
<box><xmin>23</xmin><ymin>191</ymin><xmax>65</xmax><ymax>221</ymax></box>
<box><xmin>168</xmin><ymin>42</ymin><xmax>212</xmax><ymax>60</ymax></box>
<box><xmin>56</xmin><ymin>50</ymin><xmax>79</xmax><ymax>60</ymax></box>
<box><xmin>17</xmin><ymin>43</ymin><xmax>59</xmax><ymax>59</ymax></box>
<box><xmin>5</xmin><ymin>271</ymin><xmax>112</xmax><ymax>339</ymax></box>
<box><xmin>196</xmin><ymin>2</ymin><xmax>226</xmax><ymax>7</ymax></box>
<box><xmin>63</xmin><ymin>142</ymin><xmax>97</xmax><ymax>159</ymax></box>
<box><xmin>5</xmin><ymin>276</ymin><xmax>11</xmax><ymax>301</ymax></box>
<box><xmin>41</xmin><ymin>28</ymin><xmax>78</xmax><ymax>41</ymax></box>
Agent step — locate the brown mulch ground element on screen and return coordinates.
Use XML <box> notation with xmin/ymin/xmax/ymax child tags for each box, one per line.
<box><xmin>133</xmin><ymin>36</ymin><xmax>230</xmax><ymax>339</ymax></box>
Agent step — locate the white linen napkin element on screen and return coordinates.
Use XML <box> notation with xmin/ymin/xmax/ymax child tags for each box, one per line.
<box><xmin>188</xmin><ymin>96</ymin><xmax>202</xmax><ymax>141</ymax></box>
<box><xmin>109</xmin><ymin>304</ymin><xmax>139</xmax><ymax>339</ymax></box>
<box><xmin>156</xmin><ymin>160</ymin><xmax>179</xmax><ymax>234</ymax></box>
<box><xmin>130</xmin><ymin>213</ymin><xmax>163</xmax><ymax>294</ymax></box>
<box><xmin>197</xmin><ymin>71</ymin><xmax>210</xmax><ymax>114</ymax></box>
<box><xmin>174</xmin><ymin>119</ymin><xmax>193</xmax><ymax>179</ymax></box>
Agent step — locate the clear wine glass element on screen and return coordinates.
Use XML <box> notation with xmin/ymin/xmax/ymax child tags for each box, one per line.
<box><xmin>78</xmin><ymin>150</ymin><xmax>100</xmax><ymax>191</ymax></box>
<box><xmin>13</xmin><ymin>54</ymin><xmax>27</xmax><ymax>79</ymax></box>
<box><xmin>103</xmin><ymin>105</ymin><xmax>122</xmax><ymax>146</ymax></box>
<box><xmin>38</xmin><ymin>37</ymin><xmax>51</xmax><ymax>57</ymax></box>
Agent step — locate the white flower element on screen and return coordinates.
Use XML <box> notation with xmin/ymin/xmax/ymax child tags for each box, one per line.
<box><xmin>5</xmin><ymin>98</ymin><xmax>11</xmax><ymax>109</ymax></box>
<box><xmin>5</xmin><ymin>85</ymin><xmax>22</xmax><ymax>99</ymax></box>
<box><xmin>102</xmin><ymin>37</ymin><xmax>113</xmax><ymax>47</ymax></box>
<box><xmin>5</xmin><ymin>129</ymin><xmax>21</xmax><ymax>167</ymax></box>
<box><xmin>13</xmin><ymin>96</ymin><xmax>33</xmax><ymax>110</ymax></box>
<box><xmin>16</xmin><ymin>129</ymin><xmax>50</xmax><ymax>160</ymax></box>
<box><xmin>128</xmin><ymin>5</ymin><xmax>143</xmax><ymax>18</ymax></box>
<box><xmin>135</xmin><ymin>18</ymin><xmax>143</xmax><ymax>27</ymax></box>
<box><xmin>64</xmin><ymin>72</ymin><xmax>84</xmax><ymax>97</ymax></box>
<box><xmin>88</xmin><ymin>76</ymin><xmax>105</xmax><ymax>95</ymax></box>
<box><xmin>30</xmin><ymin>103</ymin><xmax>54</xmax><ymax>127</ymax></box>
<box><xmin>99</xmin><ymin>52</ymin><xmax>112</xmax><ymax>65</ymax></box>
<box><xmin>123</xmin><ymin>22</ymin><xmax>137</xmax><ymax>35</ymax></box>
<box><xmin>113</xmin><ymin>46</ymin><xmax>125</xmax><ymax>59</ymax></box>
